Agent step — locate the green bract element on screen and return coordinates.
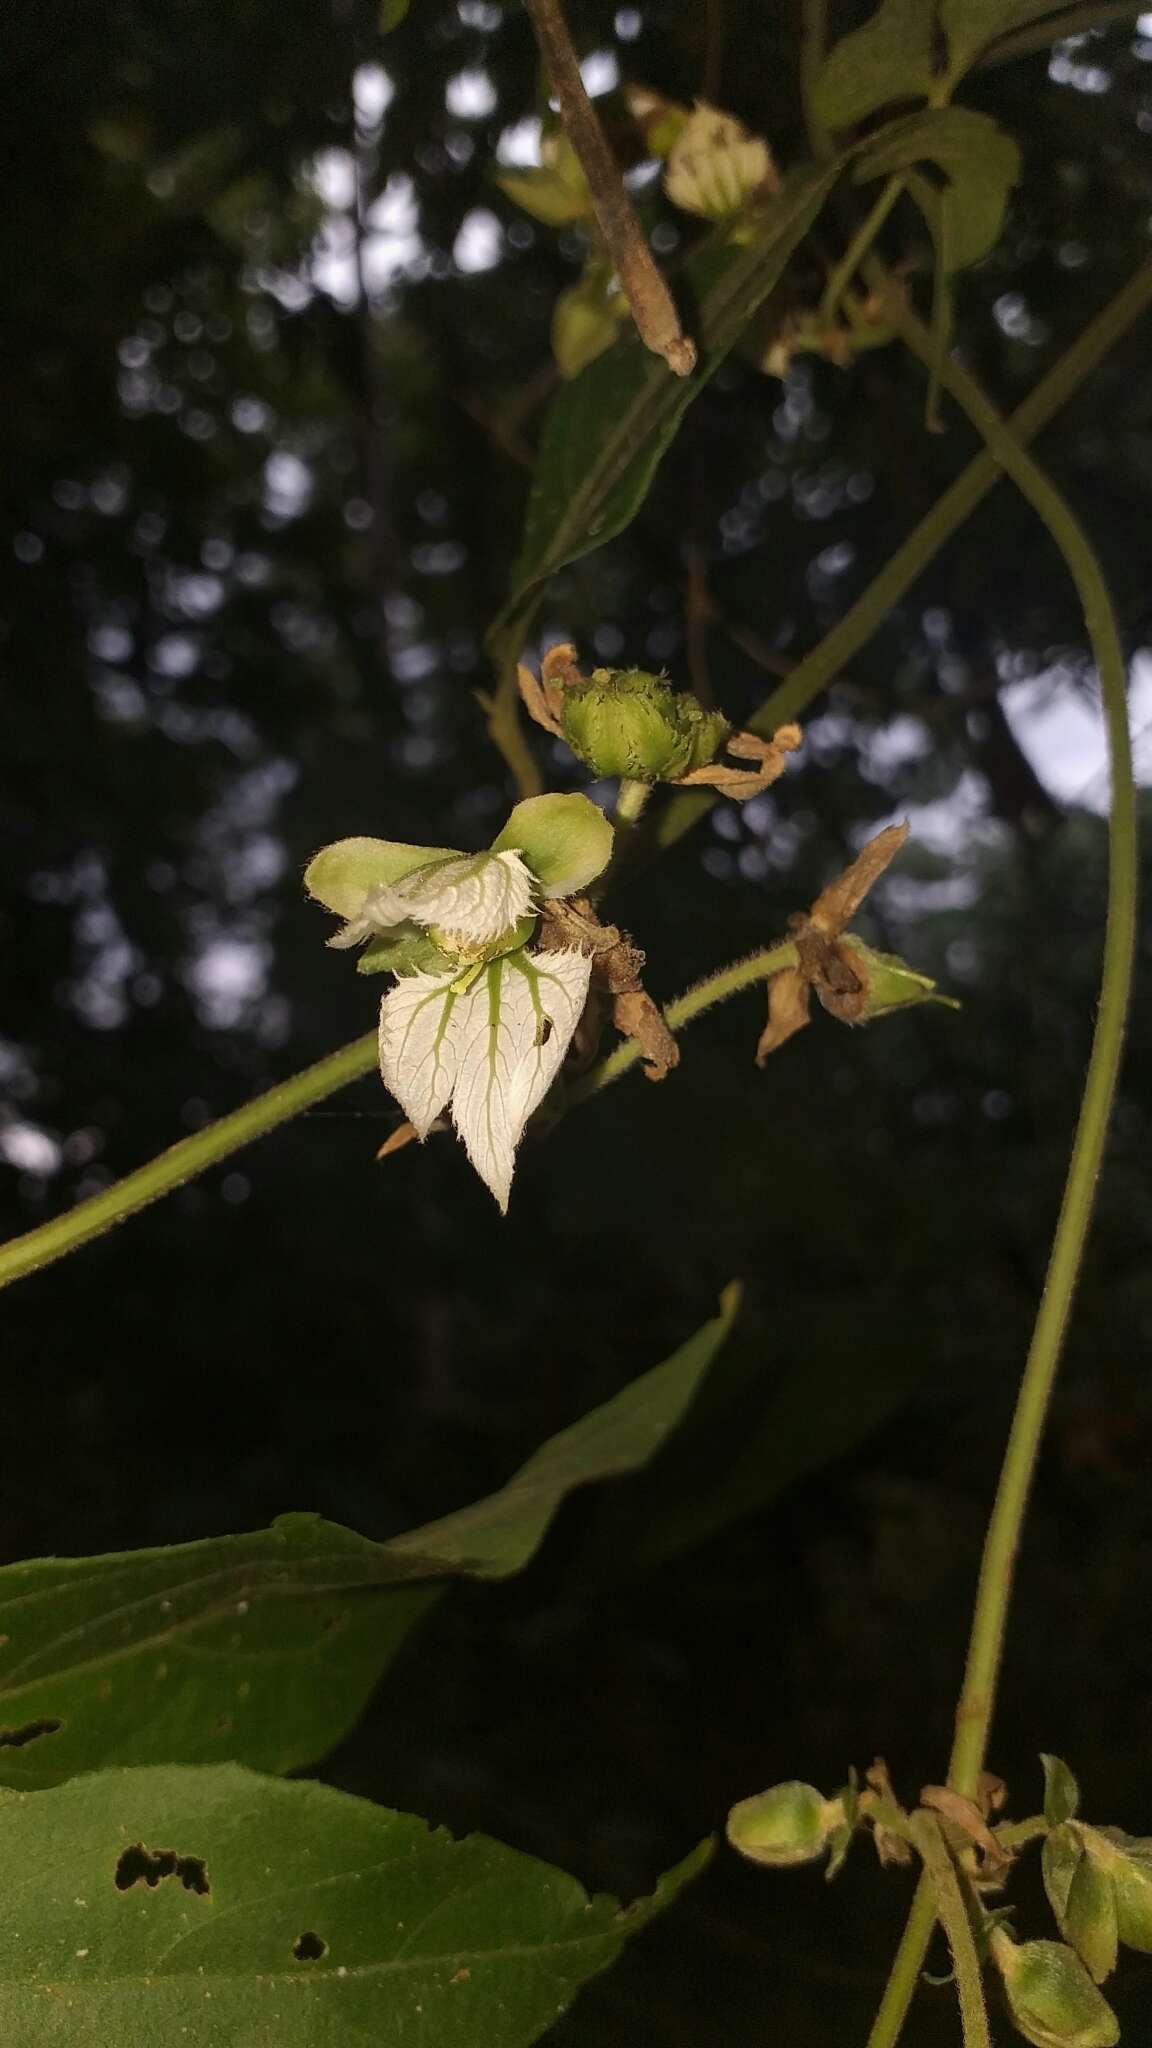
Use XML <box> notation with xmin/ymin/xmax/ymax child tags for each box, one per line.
<box><xmin>990</xmin><ymin>1932</ymin><xmax>1120</xmax><ymax>2048</ymax></box>
<box><xmin>305</xmin><ymin>792</ymin><xmax>612</xmax><ymax>976</ymax></box>
<box><xmin>559</xmin><ymin>667</ymin><xmax>731</xmax><ymax>783</ymax></box>
<box><xmin>726</xmin><ymin>1781</ymin><xmax>840</xmax><ymax>1869</ymax></box>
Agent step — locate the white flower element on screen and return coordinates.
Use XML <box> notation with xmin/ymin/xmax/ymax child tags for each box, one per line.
<box><xmin>378</xmin><ymin>947</ymin><xmax>593</xmax><ymax>1212</ymax></box>
<box><xmin>330</xmin><ymin>849</ymin><xmax>536</xmax><ymax>955</ymax></box>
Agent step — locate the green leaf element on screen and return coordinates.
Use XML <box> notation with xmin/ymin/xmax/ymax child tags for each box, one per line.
<box><xmin>357</xmin><ymin>923</ymin><xmax>454</xmax><ymax>976</ymax></box>
<box><xmin>303</xmin><ymin>837</ymin><xmax>460</xmax><ymax>919</ymax></box>
<box><xmin>811</xmin><ymin>0</ymin><xmax>938</xmax><ymax>131</ymax></box>
<box><xmin>1063</xmin><ymin>1849</ymin><xmax>1119</xmax><ymax>1984</ymax></box>
<box><xmin>940</xmin><ymin>0</ymin><xmax>1087</xmax><ymax>81</ymax></box>
<box><xmin>385</xmin><ymin>1283</ymin><xmax>741</xmax><ymax>1576</ymax></box>
<box><xmin>492</xmin><ymin>791</ymin><xmax>614</xmax><ymax>898</ymax></box>
<box><xmin>855</xmin><ymin>110</ymin><xmax>1022</xmax><ymax>271</ymax></box>
<box><xmin>0</xmin><ymin>1518</ymin><xmax>440</xmax><ymax>1791</ymax></box>
<box><xmin>0</xmin><ymin>1763</ymin><xmax>710</xmax><ymax>2045</ymax></box>
<box><xmin>1042</xmin><ymin>1753</ymin><xmax>1082</xmax><ymax>1827</ymax></box>
<box><xmin>0</xmin><ymin>1297</ymin><xmax>738</xmax><ymax>1786</ymax></box>
<box><xmin>379</xmin><ymin>0</ymin><xmax>409</xmax><ymax>30</ymax></box>
<box><xmin>994</xmin><ymin>1936</ymin><xmax>1120</xmax><ymax>2048</ymax></box>
<box><xmin>490</xmin><ymin>162</ymin><xmax>839</xmax><ymax>648</ymax></box>
<box><xmin>1044</xmin><ymin>1822</ymin><xmax>1087</xmax><ymax>1924</ymax></box>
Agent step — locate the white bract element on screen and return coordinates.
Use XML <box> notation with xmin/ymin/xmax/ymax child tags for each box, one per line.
<box><xmin>379</xmin><ymin>948</ymin><xmax>592</xmax><ymax>1212</ymax></box>
<box><xmin>304</xmin><ymin>791</ymin><xmax>615</xmax><ymax>1209</ymax></box>
<box><xmin>330</xmin><ymin>849</ymin><xmax>536</xmax><ymax>955</ymax></box>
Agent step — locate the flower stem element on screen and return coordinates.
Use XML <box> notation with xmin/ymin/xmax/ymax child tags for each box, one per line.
<box><xmin>819</xmin><ymin>175</ymin><xmax>903</xmax><ymax>324</ymax></box>
<box><xmin>568</xmin><ymin>942</ymin><xmax>795</xmax><ymax>1104</ymax></box>
<box><xmin>865</xmin><ymin>322</ymin><xmax>1138</xmax><ymax>2047</ymax></box>
<box><xmin>0</xmin><ymin>1033</ymin><xmax>378</xmax><ymax>1294</ymax></box>
<box><xmin>907</xmin><ymin>1815</ymin><xmax>992</xmax><ymax>2048</ymax></box>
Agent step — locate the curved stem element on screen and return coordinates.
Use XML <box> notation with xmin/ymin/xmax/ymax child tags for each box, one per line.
<box><xmin>657</xmin><ymin>254</ymin><xmax>1152</xmax><ymax>852</ymax></box>
<box><xmin>866</xmin><ymin>327</ymin><xmax>1138</xmax><ymax>2046</ymax></box>
<box><xmin>568</xmin><ymin>942</ymin><xmax>794</xmax><ymax>1104</ymax></box>
<box><xmin>819</xmin><ymin>175</ymin><xmax>903</xmax><ymax>323</ymax></box>
<box><xmin>0</xmin><ymin>1033</ymin><xmax>378</xmax><ymax>1293</ymax></box>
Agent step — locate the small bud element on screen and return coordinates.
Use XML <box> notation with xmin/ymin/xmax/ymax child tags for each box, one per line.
<box><xmin>990</xmin><ymin>1931</ymin><xmax>1120</xmax><ymax>2048</ymax></box>
<box><xmin>836</xmin><ymin>937</ymin><xmax>958</xmax><ymax>1023</ymax></box>
<box><xmin>559</xmin><ymin>666</ymin><xmax>731</xmax><ymax>783</ymax></box>
<box><xmin>664</xmin><ymin>103</ymin><xmax>778</xmax><ymax>221</ymax></box>
<box><xmin>726</xmin><ymin>1781</ymin><xmax>844</xmax><ymax>1869</ymax></box>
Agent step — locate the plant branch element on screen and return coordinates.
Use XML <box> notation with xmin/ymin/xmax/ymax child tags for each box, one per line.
<box><xmin>523</xmin><ymin>0</ymin><xmax>695</xmax><ymax>375</ymax></box>
<box><xmin>567</xmin><ymin>942</ymin><xmax>795</xmax><ymax>1104</ymax></box>
<box><xmin>656</xmin><ymin>253</ymin><xmax>1152</xmax><ymax>851</ymax></box>
<box><xmin>0</xmin><ymin>1034</ymin><xmax>379</xmax><ymax>1294</ymax></box>
<box><xmin>907</xmin><ymin>1814</ymin><xmax>992</xmax><ymax>2048</ymax></box>
<box><xmin>866</xmin><ymin>313</ymin><xmax>1138</xmax><ymax>2048</ymax></box>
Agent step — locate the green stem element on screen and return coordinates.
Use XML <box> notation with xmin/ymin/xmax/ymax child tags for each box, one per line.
<box><xmin>615</xmin><ymin>777</ymin><xmax>652</xmax><ymax>827</ymax></box>
<box><xmin>907</xmin><ymin>1814</ymin><xmax>992</xmax><ymax>2048</ymax></box>
<box><xmin>0</xmin><ymin>944</ymin><xmax>796</xmax><ymax>1291</ymax></box>
<box><xmin>819</xmin><ymin>175</ymin><xmax>903</xmax><ymax>323</ymax></box>
<box><xmin>568</xmin><ymin>943</ymin><xmax>795</xmax><ymax>1104</ymax></box>
<box><xmin>657</xmin><ymin>254</ymin><xmax>1152</xmax><ymax>852</ymax></box>
<box><xmin>0</xmin><ymin>1034</ymin><xmax>378</xmax><ymax>1293</ymax></box>
<box><xmin>867</xmin><ymin>326</ymin><xmax>1138</xmax><ymax>2047</ymax></box>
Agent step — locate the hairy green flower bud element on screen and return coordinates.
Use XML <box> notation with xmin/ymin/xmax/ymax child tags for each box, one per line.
<box><xmin>990</xmin><ymin>1931</ymin><xmax>1120</xmax><ymax>2048</ymax></box>
<box><xmin>726</xmin><ymin>1781</ymin><xmax>844</xmax><ymax>1869</ymax></box>
<box><xmin>559</xmin><ymin>667</ymin><xmax>731</xmax><ymax>783</ymax></box>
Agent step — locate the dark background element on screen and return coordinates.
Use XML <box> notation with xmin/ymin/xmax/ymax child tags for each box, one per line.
<box><xmin>3</xmin><ymin>2</ymin><xmax>1152</xmax><ymax>2039</ymax></box>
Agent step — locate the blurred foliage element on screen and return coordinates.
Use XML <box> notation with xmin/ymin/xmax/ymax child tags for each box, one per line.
<box><xmin>2</xmin><ymin>1</ymin><xmax>1152</xmax><ymax>2040</ymax></box>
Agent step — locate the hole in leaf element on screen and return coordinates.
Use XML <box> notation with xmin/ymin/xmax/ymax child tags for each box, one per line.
<box><xmin>114</xmin><ymin>1843</ymin><xmax>211</xmax><ymax>1896</ymax></box>
<box><xmin>0</xmin><ymin>1717</ymin><xmax>63</xmax><ymax>1749</ymax></box>
<box><xmin>292</xmin><ymin>1930</ymin><xmax>328</xmax><ymax>1962</ymax></box>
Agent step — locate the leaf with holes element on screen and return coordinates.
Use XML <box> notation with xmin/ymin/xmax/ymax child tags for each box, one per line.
<box><xmin>0</xmin><ymin>1292</ymin><xmax>738</xmax><ymax>1786</ymax></box>
<box><xmin>489</xmin><ymin>161</ymin><xmax>839</xmax><ymax>648</ymax></box>
<box><xmin>0</xmin><ymin>1763</ymin><xmax>711</xmax><ymax>2045</ymax></box>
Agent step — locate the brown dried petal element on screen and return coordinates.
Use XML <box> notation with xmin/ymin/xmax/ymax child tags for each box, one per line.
<box><xmin>793</xmin><ymin>926</ymin><xmax>869</xmax><ymax>1024</ymax></box>
<box><xmin>919</xmin><ymin>1785</ymin><xmax>1011</xmax><ymax>1873</ymax></box>
<box><xmin>376</xmin><ymin>1119</ymin><xmax>423</xmax><ymax>1160</ymax></box>
<box><xmin>810</xmin><ymin>821</ymin><xmax>910</xmax><ymax>936</ymax></box>
<box><xmin>614</xmin><ymin>988</ymin><xmax>680</xmax><ymax>1080</ymax></box>
<box><xmin>755</xmin><ymin>966</ymin><xmax>812</xmax><ymax>1063</ymax></box>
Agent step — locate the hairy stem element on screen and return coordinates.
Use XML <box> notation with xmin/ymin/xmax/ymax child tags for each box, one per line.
<box><xmin>0</xmin><ymin>945</ymin><xmax>797</xmax><ymax>1291</ymax></box>
<box><xmin>523</xmin><ymin>0</ymin><xmax>695</xmax><ymax>375</ymax></box>
<box><xmin>866</xmin><ymin>325</ymin><xmax>1138</xmax><ymax>2048</ymax></box>
<box><xmin>568</xmin><ymin>942</ymin><xmax>794</xmax><ymax>1104</ymax></box>
<box><xmin>0</xmin><ymin>1034</ymin><xmax>378</xmax><ymax>1293</ymax></box>
<box><xmin>908</xmin><ymin>1814</ymin><xmax>992</xmax><ymax>2048</ymax></box>
<box><xmin>657</xmin><ymin>254</ymin><xmax>1152</xmax><ymax>851</ymax></box>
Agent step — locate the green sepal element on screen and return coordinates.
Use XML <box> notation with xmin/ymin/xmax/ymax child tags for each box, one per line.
<box><xmin>1063</xmin><ymin>1848</ymin><xmax>1119</xmax><ymax>1985</ymax></box>
<box><xmin>839</xmin><ymin>936</ymin><xmax>959</xmax><ymax>1020</ymax></box>
<box><xmin>357</xmin><ymin>925</ymin><xmax>453</xmax><ymax>978</ymax></box>
<box><xmin>726</xmin><ymin>1781</ymin><xmax>836</xmax><ymax>1869</ymax></box>
<box><xmin>304</xmin><ymin>837</ymin><xmax>460</xmax><ymax>918</ymax></box>
<box><xmin>492</xmin><ymin>792</ymin><xmax>613</xmax><ymax>898</ymax></box>
<box><xmin>559</xmin><ymin>668</ymin><xmax>730</xmax><ymax>783</ymax></box>
<box><xmin>1087</xmin><ymin>1828</ymin><xmax>1152</xmax><ymax>1956</ymax></box>
<box><xmin>1042</xmin><ymin>1755</ymin><xmax>1082</xmax><ymax>1829</ymax></box>
<box><xmin>992</xmin><ymin>1934</ymin><xmax>1120</xmax><ymax>2048</ymax></box>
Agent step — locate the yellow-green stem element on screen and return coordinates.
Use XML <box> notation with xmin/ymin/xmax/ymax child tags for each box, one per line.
<box><xmin>0</xmin><ymin>1034</ymin><xmax>378</xmax><ymax>1293</ymax></box>
<box><xmin>908</xmin><ymin>1813</ymin><xmax>992</xmax><ymax>2048</ymax></box>
<box><xmin>657</xmin><ymin>255</ymin><xmax>1152</xmax><ymax>851</ymax></box>
<box><xmin>866</xmin><ymin>322</ymin><xmax>1138</xmax><ymax>2048</ymax></box>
